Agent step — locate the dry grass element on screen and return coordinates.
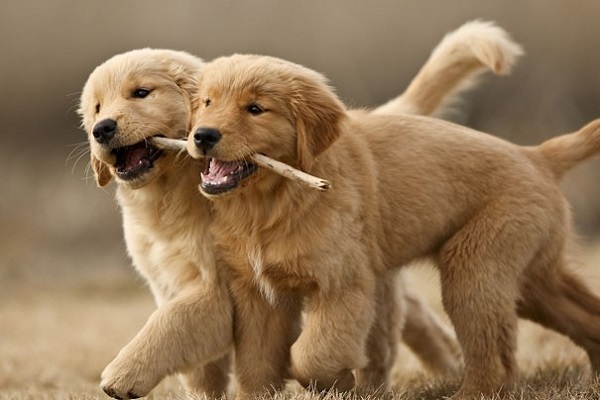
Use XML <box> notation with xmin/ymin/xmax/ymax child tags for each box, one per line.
<box><xmin>1</xmin><ymin>245</ymin><xmax>599</xmax><ymax>400</ymax></box>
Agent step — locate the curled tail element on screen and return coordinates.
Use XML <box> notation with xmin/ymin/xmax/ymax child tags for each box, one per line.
<box><xmin>536</xmin><ymin>119</ymin><xmax>600</xmax><ymax>179</ymax></box>
<box><xmin>373</xmin><ymin>20</ymin><xmax>523</xmax><ymax>117</ymax></box>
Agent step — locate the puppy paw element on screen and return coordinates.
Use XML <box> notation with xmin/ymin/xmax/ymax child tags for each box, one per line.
<box><xmin>290</xmin><ymin>344</ymin><xmax>355</xmax><ymax>391</ymax></box>
<box><xmin>102</xmin><ymin>386</ymin><xmax>141</xmax><ymax>400</ymax></box>
<box><xmin>291</xmin><ymin>366</ymin><xmax>355</xmax><ymax>393</ymax></box>
<box><xmin>100</xmin><ymin>355</ymin><xmax>162</xmax><ymax>399</ymax></box>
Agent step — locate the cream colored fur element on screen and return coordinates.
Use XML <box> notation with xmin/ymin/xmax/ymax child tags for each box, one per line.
<box><xmin>188</xmin><ymin>52</ymin><xmax>600</xmax><ymax>400</ymax></box>
<box><xmin>78</xmin><ymin>21</ymin><xmax>520</xmax><ymax>399</ymax></box>
<box><xmin>79</xmin><ymin>49</ymin><xmax>233</xmax><ymax>399</ymax></box>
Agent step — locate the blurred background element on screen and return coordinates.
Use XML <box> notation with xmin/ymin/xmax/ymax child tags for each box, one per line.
<box><xmin>1</xmin><ymin>0</ymin><xmax>600</xmax><ymax>396</ymax></box>
<box><xmin>2</xmin><ymin>0</ymin><xmax>600</xmax><ymax>292</ymax></box>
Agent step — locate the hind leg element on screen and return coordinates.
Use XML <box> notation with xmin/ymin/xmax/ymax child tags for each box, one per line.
<box><xmin>518</xmin><ymin>252</ymin><xmax>600</xmax><ymax>373</ymax></box>
<box><xmin>354</xmin><ymin>271</ymin><xmax>403</xmax><ymax>392</ymax></box>
<box><xmin>440</xmin><ymin>261</ymin><xmax>519</xmax><ymax>398</ymax></box>
<box><xmin>401</xmin><ymin>284</ymin><xmax>462</xmax><ymax>376</ymax></box>
<box><xmin>355</xmin><ymin>270</ymin><xmax>462</xmax><ymax>392</ymax></box>
<box><xmin>437</xmin><ymin>206</ymin><xmax>546</xmax><ymax>398</ymax></box>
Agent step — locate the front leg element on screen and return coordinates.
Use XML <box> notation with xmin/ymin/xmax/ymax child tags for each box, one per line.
<box><xmin>179</xmin><ymin>353</ymin><xmax>232</xmax><ymax>398</ymax></box>
<box><xmin>290</xmin><ymin>271</ymin><xmax>376</xmax><ymax>392</ymax></box>
<box><xmin>101</xmin><ymin>282</ymin><xmax>233</xmax><ymax>400</ymax></box>
<box><xmin>231</xmin><ymin>278</ymin><xmax>302</xmax><ymax>398</ymax></box>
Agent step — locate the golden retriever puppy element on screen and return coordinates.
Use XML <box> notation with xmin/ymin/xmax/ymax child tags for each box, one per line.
<box><xmin>187</xmin><ymin>53</ymin><xmax>600</xmax><ymax>399</ymax></box>
<box><xmin>78</xmin><ymin>21</ymin><xmax>521</xmax><ymax>399</ymax></box>
<box><xmin>79</xmin><ymin>49</ymin><xmax>233</xmax><ymax>400</ymax></box>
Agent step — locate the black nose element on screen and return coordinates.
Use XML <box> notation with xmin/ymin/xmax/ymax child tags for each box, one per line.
<box><xmin>92</xmin><ymin>119</ymin><xmax>117</xmax><ymax>144</ymax></box>
<box><xmin>193</xmin><ymin>127</ymin><xmax>222</xmax><ymax>155</ymax></box>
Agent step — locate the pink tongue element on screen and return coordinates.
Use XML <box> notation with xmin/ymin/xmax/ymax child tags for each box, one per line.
<box><xmin>207</xmin><ymin>159</ymin><xmax>239</xmax><ymax>180</ymax></box>
<box><xmin>124</xmin><ymin>147</ymin><xmax>148</xmax><ymax>170</ymax></box>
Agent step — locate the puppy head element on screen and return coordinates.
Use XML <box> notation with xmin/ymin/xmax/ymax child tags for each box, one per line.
<box><xmin>78</xmin><ymin>48</ymin><xmax>202</xmax><ymax>188</ymax></box>
<box><xmin>187</xmin><ymin>54</ymin><xmax>346</xmax><ymax>197</ymax></box>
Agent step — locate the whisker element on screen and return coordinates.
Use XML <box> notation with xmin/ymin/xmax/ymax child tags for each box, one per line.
<box><xmin>65</xmin><ymin>142</ymin><xmax>90</xmax><ymax>166</ymax></box>
<box><xmin>83</xmin><ymin>161</ymin><xmax>95</xmax><ymax>185</ymax></box>
<box><xmin>66</xmin><ymin>102</ymin><xmax>81</xmax><ymax>115</ymax></box>
<box><xmin>238</xmin><ymin>140</ymin><xmax>255</xmax><ymax>163</ymax></box>
<box><xmin>66</xmin><ymin>144</ymin><xmax>84</xmax><ymax>161</ymax></box>
<box><xmin>71</xmin><ymin>149</ymin><xmax>91</xmax><ymax>175</ymax></box>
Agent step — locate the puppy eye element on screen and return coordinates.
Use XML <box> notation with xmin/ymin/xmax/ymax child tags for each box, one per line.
<box><xmin>203</xmin><ymin>98</ymin><xmax>211</xmax><ymax>107</ymax></box>
<box><xmin>95</xmin><ymin>103</ymin><xmax>100</xmax><ymax>113</ymax></box>
<box><xmin>132</xmin><ymin>88</ymin><xmax>151</xmax><ymax>98</ymax></box>
<box><xmin>246</xmin><ymin>104</ymin><xmax>265</xmax><ymax>116</ymax></box>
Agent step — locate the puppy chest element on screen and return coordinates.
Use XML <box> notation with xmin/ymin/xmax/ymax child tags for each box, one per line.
<box><xmin>242</xmin><ymin>245</ymin><xmax>316</xmax><ymax>295</ymax></box>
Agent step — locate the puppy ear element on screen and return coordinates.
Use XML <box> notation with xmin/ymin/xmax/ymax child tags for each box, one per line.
<box><xmin>175</xmin><ymin>70</ymin><xmax>198</xmax><ymax>103</ymax></box>
<box><xmin>293</xmin><ymin>72</ymin><xmax>346</xmax><ymax>172</ymax></box>
<box><xmin>91</xmin><ymin>154</ymin><xmax>113</xmax><ymax>187</ymax></box>
<box><xmin>164</xmin><ymin>51</ymin><xmax>202</xmax><ymax>116</ymax></box>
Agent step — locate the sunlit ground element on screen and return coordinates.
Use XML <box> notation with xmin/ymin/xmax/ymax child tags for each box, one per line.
<box><xmin>1</xmin><ymin>241</ymin><xmax>598</xmax><ymax>400</ymax></box>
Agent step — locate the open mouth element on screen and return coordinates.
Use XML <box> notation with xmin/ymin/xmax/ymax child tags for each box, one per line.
<box><xmin>111</xmin><ymin>138</ymin><xmax>164</xmax><ymax>181</ymax></box>
<box><xmin>200</xmin><ymin>158</ymin><xmax>258</xmax><ymax>195</ymax></box>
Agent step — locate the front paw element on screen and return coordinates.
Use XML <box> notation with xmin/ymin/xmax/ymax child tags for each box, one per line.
<box><xmin>290</xmin><ymin>342</ymin><xmax>355</xmax><ymax>392</ymax></box>
<box><xmin>100</xmin><ymin>354</ymin><xmax>161</xmax><ymax>399</ymax></box>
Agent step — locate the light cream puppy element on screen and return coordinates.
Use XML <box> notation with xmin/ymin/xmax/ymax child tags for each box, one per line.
<box><xmin>79</xmin><ymin>49</ymin><xmax>233</xmax><ymax>399</ymax></box>
<box><xmin>78</xmin><ymin>21</ymin><xmax>520</xmax><ymax>399</ymax></box>
<box><xmin>187</xmin><ymin>52</ymin><xmax>600</xmax><ymax>400</ymax></box>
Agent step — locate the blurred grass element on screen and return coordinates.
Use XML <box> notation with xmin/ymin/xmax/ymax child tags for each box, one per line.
<box><xmin>2</xmin><ymin>0</ymin><xmax>600</xmax><ymax>292</ymax></box>
<box><xmin>0</xmin><ymin>251</ymin><xmax>598</xmax><ymax>399</ymax></box>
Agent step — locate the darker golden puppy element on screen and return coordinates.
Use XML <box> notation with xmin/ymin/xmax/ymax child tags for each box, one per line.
<box><xmin>187</xmin><ymin>53</ymin><xmax>600</xmax><ymax>399</ymax></box>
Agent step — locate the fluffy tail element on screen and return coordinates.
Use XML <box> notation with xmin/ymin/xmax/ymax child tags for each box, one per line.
<box><xmin>373</xmin><ymin>20</ymin><xmax>524</xmax><ymax>117</ymax></box>
<box><xmin>535</xmin><ymin>119</ymin><xmax>600</xmax><ymax>179</ymax></box>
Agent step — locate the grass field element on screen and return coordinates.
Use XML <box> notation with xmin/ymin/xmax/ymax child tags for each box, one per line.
<box><xmin>1</xmin><ymin>243</ymin><xmax>599</xmax><ymax>400</ymax></box>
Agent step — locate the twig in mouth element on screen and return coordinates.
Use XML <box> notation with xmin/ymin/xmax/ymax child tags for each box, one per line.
<box><xmin>250</xmin><ymin>153</ymin><xmax>330</xmax><ymax>191</ymax></box>
<box><xmin>150</xmin><ymin>137</ymin><xmax>331</xmax><ymax>191</ymax></box>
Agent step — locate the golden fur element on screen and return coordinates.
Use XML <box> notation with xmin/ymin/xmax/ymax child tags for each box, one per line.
<box><xmin>188</xmin><ymin>52</ymin><xmax>600</xmax><ymax>399</ymax></box>
<box><xmin>78</xmin><ymin>21</ymin><xmax>521</xmax><ymax>399</ymax></box>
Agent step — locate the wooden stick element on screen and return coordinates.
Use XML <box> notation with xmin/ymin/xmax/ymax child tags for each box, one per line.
<box><xmin>250</xmin><ymin>153</ymin><xmax>331</xmax><ymax>191</ymax></box>
<box><xmin>151</xmin><ymin>137</ymin><xmax>188</xmax><ymax>152</ymax></box>
<box><xmin>151</xmin><ymin>137</ymin><xmax>331</xmax><ymax>191</ymax></box>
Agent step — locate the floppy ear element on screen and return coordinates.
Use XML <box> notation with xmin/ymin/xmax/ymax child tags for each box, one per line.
<box><xmin>164</xmin><ymin>51</ymin><xmax>202</xmax><ymax>119</ymax></box>
<box><xmin>175</xmin><ymin>69</ymin><xmax>198</xmax><ymax>103</ymax></box>
<box><xmin>292</xmin><ymin>73</ymin><xmax>347</xmax><ymax>172</ymax></box>
<box><xmin>91</xmin><ymin>154</ymin><xmax>113</xmax><ymax>187</ymax></box>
